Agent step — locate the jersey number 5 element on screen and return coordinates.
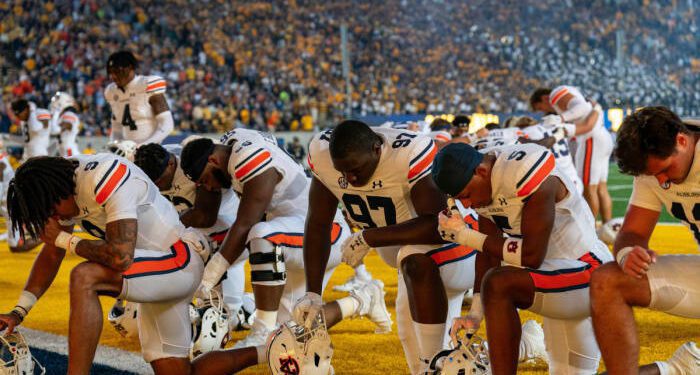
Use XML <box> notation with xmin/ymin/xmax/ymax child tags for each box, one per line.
<box><xmin>342</xmin><ymin>194</ymin><xmax>396</xmax><ymax>228</ymax></box>
<box><xmin>122</xmin><ymin>104</ymin><xmax>137</xmax><ymax>131</ymax></box>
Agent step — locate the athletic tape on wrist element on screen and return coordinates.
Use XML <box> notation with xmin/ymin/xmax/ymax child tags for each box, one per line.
<box><xmin>616</xmin><ymin>247</ymin><xmax>634</xmax><ymax>267</ymax></box>
<box><xmin>202</xmin><ymin>252</ymin><xmax>231</xmax><ymax>290</ymax></box>
<box><xmin>15</xmin><ymin>290</ymin><xmax>37</xmax><ymax>317</ymax></box>
<box><xmin>458</xmin><ymin>228</ymin><xmax>487</xmax><ymax>251</ymax></box>
<box><xmin>468</xmin><ymin>293</ymin><xmax>483</xmax><ymax>321</ymax></box>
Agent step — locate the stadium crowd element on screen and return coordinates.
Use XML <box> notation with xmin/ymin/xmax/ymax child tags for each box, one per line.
<box><xmin>0</xmin><ymin>0</ymin><xmax>698</xmax><ymax>135</ymax></box>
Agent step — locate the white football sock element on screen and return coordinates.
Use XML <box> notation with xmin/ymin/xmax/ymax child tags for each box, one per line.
<box><xmin>415</xmin><ymin>322</ymin><xmax>446</xmax><ymax>364</ymax></box>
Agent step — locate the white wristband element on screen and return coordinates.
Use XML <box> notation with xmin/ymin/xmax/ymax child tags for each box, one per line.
<box><xmin>55</xmin><ymin>231</ymin><xmax>82</xmax><ymax>254</ymax></box>
<box><xmin>502</xmin><ymin>237</ymin><xmax>523</xmax><ymax>267</ymax></box>
<box><xmin>201</xmin><ymin>252</ymin><xmax>231</xmax><ymax>290</ymax></box>
<box><xmin>616</xmin><ymin>247</ymin><xmax>634</xmax><ymax>267</ymax></box>
<box><xmin>14</xmin><ymin>290</ymin><xmax>38</xmax><ymax>318</ymax></box>
<box><xmin>457</xmin><ymin>228</ymin><xmax>488</xmax><ymax>251</ymax></box>
<box><xmin>468</xmin><ymin>293</ymin><xmax>483</xmax><ymax>321</ymax></box>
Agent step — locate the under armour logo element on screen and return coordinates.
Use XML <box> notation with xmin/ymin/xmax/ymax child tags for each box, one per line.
<box><xmin>82</xmin><ymin>207</ymin><xmax>89</xmax><ymax>215</ymax></box>
<box><xmin>507</xmin><ymin>241</ymin><xmax>518</xmax><ymax>253</ymax></box>
<box><xmin>372</xmin><ymin>180</ymin><xmax>383</xmax><ymax>189</ymax></box>
<box><xmin>499</xmin><ymin>197</ymin><xmax>507</xmax><ymax>206</ymax></box>
<box><xmin>440</xmin><ymin>230</ymin><xmax>456</xmax><ymax>242</ymax></box>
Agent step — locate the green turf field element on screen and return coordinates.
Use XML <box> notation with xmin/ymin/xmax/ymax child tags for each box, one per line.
<box><xmin>608</xmin><ymin>163</ymin><xmax>677</xmax><ymax>222</ymax></box>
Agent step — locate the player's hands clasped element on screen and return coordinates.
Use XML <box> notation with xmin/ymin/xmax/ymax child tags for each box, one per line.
<box><xmin>341</xmin><ymin>230</ymin><xmax>371</xmax><ymax>268</ymax></box>
<box><xmin>293</xmin><ymin>292</ymin><xmax>323</xmax><ymax>329</ymax></box>
<box><xmin>438</xmin><ymin>199</ymin><xmax>467</xmax><ymax>243</ymax></box>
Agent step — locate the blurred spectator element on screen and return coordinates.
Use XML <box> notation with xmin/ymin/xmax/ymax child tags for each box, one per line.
<box><xmin>286</xmin><ymin>136</ymin><xmax>306</xmax><ymax>164</ymax></box>
<box><xmin>0</xmin><ymin>0</ymin><xmax>698</xmax><ymax>138</ymax></box>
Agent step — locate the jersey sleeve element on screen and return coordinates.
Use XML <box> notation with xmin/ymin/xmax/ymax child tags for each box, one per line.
<box><xmin>144</xmin><ymin>75</ymin><xmax>167</xmax><ymax>97</ymax></box>
<box><xmin>307</xmin><ymin>130</ymin><xmax>332</xmax><ymax>180</ymax></box>
<box><xmin>32</xmin><ymin>109</ymin><xmax>51</xmax><ymax>132</ymax></box>
<box><xmin>407</xmin><ymin>136</ymin><xmax>437</xmax><ymax>187</ymax></box>
<box><xmin>91</xmin><ymin>158</ymin><xmax>132</xmax><ymax>206</ymax></box>
<box><xmin>228</xmin><ymin>142</ymin><xmax>274</xmax><ymax>185</ymax></box>
<box><xmin>104</xmin><ymin>177</ymin><xmax>145</xmax><ymax>223</ymax></box>
<box><xmin>494</xmin><ymin>144</ymin><xmax>556</xmax><ymax>198</ymax></box>
<box><xmin>430</xmin><ymin>130</ymin><xmax>452</xmax><ymax>143</ymax></box>
<box><xmin>629</xmin><ymin>177</ymin><xmax>663</xmax><ymax>212</ymax></box>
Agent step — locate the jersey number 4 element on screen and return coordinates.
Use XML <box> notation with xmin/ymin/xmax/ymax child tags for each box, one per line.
<box><xmin>122</xmin><ymin>104</ymin><xmax>137</xmax><ymax>131</ymax></box>
<box><xmin>342</xmin><ymin>194</ymin><xmax>396</xmax><ymax>228</ymax></box>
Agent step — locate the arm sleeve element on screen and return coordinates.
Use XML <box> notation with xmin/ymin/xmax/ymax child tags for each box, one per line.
<box><xmin>628</xmin><ymin>177</ymin><xmax>663</xmax><ymax>212</ymax></box>
<box><xmin>560</xmin><ymin>96</ymin><xmax>592</xmax><ymax>123</ymax></box>
<box><xmin>139</xmin><ymin>111</ymin><xmax>173</xmax><ymax>145</ymax></box>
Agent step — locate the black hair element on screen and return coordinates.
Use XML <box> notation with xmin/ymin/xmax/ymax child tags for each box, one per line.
<box><xmin>615</xmin><ymin>106</ymin><xmax>690</xmax><ymax>176</ymax></box>
<box><xmin>430</xmin><ymin>118</ymin><xmax>451</xmax><ymax>131</ymax></box>
<box><xmin>11</xmin><ymin>99</ymin><xmax>29</xmax><ymax>114</ymax></box>
<box><xmin>8</xmin><ymin>157</ymin><xmax>77</xmax><ymax>239</ymax></box>
<box><xmin>452</xmin><ymin>115</ymin><xmax>470</xmax><ymax>128</ymax></box>
<box><xmin>328</xmin><ymin>120</ymin><xmax>381</xmax><ymax>160</ymax></box>
<box><xmin>529</xmin><ymin>87</ymin><xmax>552</xmax><ymax>109</ymax></box>
<box><xmin>106</xmin><ymin>50</ymin><xmax>138</xmax><ymax>73</ymax></box>
<box><xmin>134</xmin><ymin>143</ymin><xmax>170</xmax><ymax>182</ymax></box>
<box><xmin>181</xmin><ymin>138</ymin><xmax>216</xmax><ymax>181</ymax></box>
<box><xmin>485</xmin><ymin>122</ymin><xmax>500</xmax><ymax>130</ymax></box>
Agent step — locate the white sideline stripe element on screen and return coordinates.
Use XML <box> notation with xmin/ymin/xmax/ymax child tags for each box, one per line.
<box><xmin>20</xmin><ymin>327</ymin><xmax>153</xmax><ymax>374</ymax></box>
<box><xmin>608</xmin><ymin>184</ymin><xmax>633</xmax><ymax>191</ymax></box>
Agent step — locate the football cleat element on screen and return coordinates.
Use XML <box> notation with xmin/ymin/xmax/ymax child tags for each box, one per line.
<box><xmin>665</xmin><ymin>341</ymin><xmax>700</xmax><ymax>375</ymax></box>
<box><xmin>350</xmin><ymin>279</ymin><xmax>392</xmax><ymax>333</ymax></box>
<box><xmin>519</xmin><ymin>320</ymin><xmax>547</xmax><ymax>363</ymax></box>
<box><xmin>0</xmin><ymin>329</ymin><xmax>46</xmax><ymax>375</ymax></box>
<box><xmin>332</xmin><ymin>266</ymin><xmax>372</xmax><ymax>292</ymax></box>
<box><xmin>228</xmin><ymin>293</ymin><xmax>256</xmax><ymax>331</ymax></box>
<box><xmin>267</xmin><ymin>311</ymin><xmax>334</xmax><ymax>375</ymax></box>
<box><xmin>232</xmin><ymin>319</ymin><xmax>274</xmax><ymax>349</ymax></box>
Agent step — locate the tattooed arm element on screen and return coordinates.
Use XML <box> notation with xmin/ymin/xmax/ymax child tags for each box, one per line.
<box><xmin>74</xmin><ymin>219</ymin><xmax>137</xmax><ymax>272</ymax></box>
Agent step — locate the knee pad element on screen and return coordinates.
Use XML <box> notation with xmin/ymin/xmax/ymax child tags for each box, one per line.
<box><xmin>249</xmin><ymin>238</ymin><xmax>286</xmax><ymax>286</ymax></box>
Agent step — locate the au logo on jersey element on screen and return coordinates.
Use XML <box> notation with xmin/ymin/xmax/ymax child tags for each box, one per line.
<box><xmin>338</xmin><ymin>176</ymin><xmax>348</xmax><ymax>189</ymax></box>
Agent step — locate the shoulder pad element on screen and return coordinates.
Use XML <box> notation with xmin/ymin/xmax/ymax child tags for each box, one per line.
<box><xmin>144</xmin><ymin>75</ymin><xmax>166</xmax><ymax>95</ymax></box>
<box><xmin>85</xmin><ymin>155</ymin><xmax>132</xmax><ymax>205</ymax></box>
<box><xmin>492</xmin><ymin>144</ymin><xmax>555</xmax><ymax>198</ymax></box>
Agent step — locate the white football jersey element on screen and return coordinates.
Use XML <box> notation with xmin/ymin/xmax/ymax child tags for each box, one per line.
<box><xmin>0</xmin><ymin>152</ymin><xmax>14</xmax><ymax>201</ymax></box>
<box><xmin>475</xmin><ymin>144</ymin><xmax>600</xmax><ymax>260</ymax></box>
<box><xmin>161</xmin><ymin>144</ymin><xmax>239</xmax><ymax>235</ymax></box>
<box><xmin>105</xmin><ymin>74</ymin><xmax>167</xmax><ymax>145</ymax></box>
<box><xmin>21</xmin><ymin>102</ymin><xmax>51</xmax><ymax>157</ymax></box>
<box><xmin>66</xmin><ymin>153</ymin><xmax>185</xmax><ymax>252</ymax></box>
<box><xmin>56</xmin><ymin>110</ymin><xmax>81</xmax><ymax>156</ymax></box>
<box><xmin>473</xmin><ymin>128</ymin><xmax>523</xmax><ymax>152</ymax></box>
<box><xmin>549</xmin><ymin>85</ymin><xmax>604</xmax><ymax>139</ymax></box>
<box><xmin>520</xmin><ymin>124</ymin><xmax>579</xmax><ymax>189</ymax></box>
<box><xmin>630</xmin><ymin>139</ymin><xmax>700</xmax><ymax>247</ymax></box>
<box><xmin>308</xmin><ymin>127</ymin><xmax>436</xmax><ymax>229</ymax></box>
<box><xmin>220</xmin><ymin>128</ymin><xmax>309</xmax><ymax>220</ymax></box>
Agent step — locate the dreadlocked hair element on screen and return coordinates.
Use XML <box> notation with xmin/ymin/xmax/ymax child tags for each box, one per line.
<box><xmin>133</xmin><ymin>143</ymin><xmax>170</xmax><ymax>182</ymax></box>
<box><xmin>8</xmin><ymin>157</ymin><xmax>77</xmax><ymax>239</ymax></box>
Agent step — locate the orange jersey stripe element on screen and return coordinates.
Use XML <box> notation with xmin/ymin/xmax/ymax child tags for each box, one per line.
<box><xmin>264</xmin><ymin>223</ymin><xmax>342</xmax><ymax>248</ymax></box>
<box><xmin>37</xmin><ymin>114</ymin><xmax>51</xmax><ymax>120</ymax></box>
<box><xmin>61</xmin><ymin>114</ymin><xmax>78</xmax><ymax>122</ymax></box>
<box><xmin>430</xmin><ymin>245</ymin><xmax>476</xmax><ymax>266</ymax></box>
<box><xmin>146</xmin><ymin>81</ymin><xmax>166</xmax><ymax>91</ymax></box>
<box><xmin>307</xmin><ymin>154</ymin><xmax>315</xmax><ymax>172</ymax></box>
<box><xmin>95</xmin><ymin>163</ymin><xmax>128</xmax><ymax>204</ymax></box>
<box><xmin>408</xmin><ymin>144</ymin><xmax>437</xmax><ymax>180</ymax></box>
<box><xmin>583</xmin><ymin>138</ymin><xmax>593</xmax><ymax>185</ymax></box>
<box><xmin>550</xmin><ymin>88</ymin><xmax>569</xmax><ymax>105</ymax></box>
<box><xmin>517</xmin><ymin>154</ymin><xmax>555</xmax><ymax>197</ymax></box>
<box><xmin>235</xmin><ymin>151</ymin><xmax>271</xmax><ymax>180</ymax></box>
<box><xmin>123</xmin><ymin>241</ymin><xmax>189</xmax><ymax>277</ymax></box>
<box><xmin>435</xmin><ymin>134</ymin><xmax>450</xmax><ymax>142</ymax></box>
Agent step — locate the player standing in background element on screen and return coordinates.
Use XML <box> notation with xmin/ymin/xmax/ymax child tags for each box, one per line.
<box><xmin>433</xmin><ymin>142</ymin><xmax>613</xmax><ymax>375</ymax></box>
<box><xmin>590</xmin><ymin>107</ymin><xmax>700</xmax><ymax>375</ymax></box>
<box><xmin>0</xmin><ymin>148</ymin><xmax>42</xmax><ymax>252</ymax></box>
<box><xmin>530</xmin><ymin>86</ymin><xmax>614</xmax><ymax>227</ymax></box>
<box><xmin>179</xmin><ymin>129</ymin><xmax>355</xmax><ymax>349</ymax></box>
<box><xmin>49</xmin><ymin>91</ymin><xmax>82</xmax><ymax>157</ymax></box>
<box><xmin>10</xmin><ymin>99</ymin><xmax>51</xmax><ymax>160</ymax></box>
<box><xmin>105</xmin><ymin>51</ymin><xmax>174</xmax><ymax>146</ymax></box>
